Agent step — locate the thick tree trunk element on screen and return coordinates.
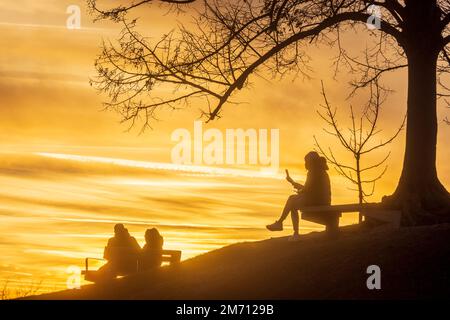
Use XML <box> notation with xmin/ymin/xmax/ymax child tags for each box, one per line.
<box><xmin>383</xmin><ymin>0</ymin><xmax>450</xmax><ymax>225</ymax></box>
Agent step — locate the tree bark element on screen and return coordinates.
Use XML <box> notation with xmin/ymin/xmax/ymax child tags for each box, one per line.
<box><xmin>384</xmin><ymin>0</ymin><xmax>450</xmax><ymax>225</ymax></box>
<box><xmin>356</xmin><ymin>154</ymin><xmax>364</xmax><ymax>223</ymax></box>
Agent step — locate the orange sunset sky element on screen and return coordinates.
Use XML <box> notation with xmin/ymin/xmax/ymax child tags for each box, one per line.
<box><xmin>0</xmin><ymin>0</ymin><xmax>449</xmax><ymax>296</ymax></box>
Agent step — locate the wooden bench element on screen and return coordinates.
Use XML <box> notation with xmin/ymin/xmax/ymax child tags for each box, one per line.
<box><xmin>82</xmin><ymin>249</ymin><xmax>182</xmax><ymax>282</ymax></box>
<box><xmin>301</xmin><ymin>203</ymin><xmax>402</xmax><ymax>233</ymax></box>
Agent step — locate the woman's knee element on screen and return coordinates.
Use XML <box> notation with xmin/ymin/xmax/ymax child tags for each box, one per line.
<box><xmin>285</xmin><ymin>196</ymin><xmax>295</xmax><ymax>208</ymax></box>
<box><xmin>289</xmin><ymin>194</ymin><xmax>304</xmax><ymax>207</ymax></box>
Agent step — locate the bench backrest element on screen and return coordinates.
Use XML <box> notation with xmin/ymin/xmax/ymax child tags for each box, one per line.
<box><xmin>302</xmin><ymin>203</ymin><xmax>380</xmax><ymax>213</ymax></box>
<box><xmin>160</xmin><ymin>250</ymin><xmax>182</xmax><ymax>264</ymax></box>
<box><xmin>301</xmin><ymin>203</ymin><xmax>402</xmax><ymax>228</ymax></box>
<box><xmin>106</xmin><ymin>247</ymin><xmax>182</xmax><ymax>265</ymax></box>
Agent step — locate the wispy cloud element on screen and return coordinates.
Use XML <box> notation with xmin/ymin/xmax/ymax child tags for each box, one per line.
<box><xmin>36</xmin><ymin>153</ymin><xmax>285</xmax><ymax>179</ymax></box>
<box><xmin>0</xmin><ymin>21</ymin><xmax>106</xmax><ymax>32</ymax></box>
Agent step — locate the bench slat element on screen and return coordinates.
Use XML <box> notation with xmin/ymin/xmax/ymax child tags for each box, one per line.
<box><xmin>302</xmin><ymin>203</ymin><xmax>380</xmax><ymax>213</ymax></box>
<box><xmin>301</xmin><ymin>203</ymin><xmax>402</xmax><ymax>229</ymax></box>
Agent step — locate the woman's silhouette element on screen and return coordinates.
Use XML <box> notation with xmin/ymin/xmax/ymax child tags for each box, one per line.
<box><xmin>266</xmin><ymin>151</ymin><xmax>331</xmax><ymax>241</ymax></box>
<box><xmin>139</xmin><ymin>228</ymin><xmax>164</xmax><ymax>271</ymax></box>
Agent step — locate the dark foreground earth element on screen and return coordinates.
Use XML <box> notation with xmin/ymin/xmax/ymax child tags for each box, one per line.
<box><xmin>29</xmin><ymin>223</ymin><xmax>450</xmax><ymax>299</ymax></box>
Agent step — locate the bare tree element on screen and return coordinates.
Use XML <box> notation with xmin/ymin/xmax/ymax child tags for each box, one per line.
<box><xmin>89</xmin><ymin>0</ymin><xmax>450</xmax><ymax>225</ymax></box>
<box><xmin>314</xmin><ymin>81</ymin><xmax>405</xmax><ymax>222</ymax></box>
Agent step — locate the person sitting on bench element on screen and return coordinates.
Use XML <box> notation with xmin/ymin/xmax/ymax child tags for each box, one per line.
<box><xmin>266</xmin><ymin>151</ymin><xmax>331</xmax><ymax>241</ymax></box>
<box><xmin>95</xmin><ymin>223</ymin><xmax>141</xmax><ymax>281</ymax></box>
<box><xmin>139</xmin><ymin>228</ymin><xmax>164</xmax><ymax>271</ymax></box>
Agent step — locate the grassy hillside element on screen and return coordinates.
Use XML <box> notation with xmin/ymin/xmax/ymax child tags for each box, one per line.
<box><xmin>29</xmin><ymin>223</ymin><xmax>450</xmax><ymax>299</ymax></box>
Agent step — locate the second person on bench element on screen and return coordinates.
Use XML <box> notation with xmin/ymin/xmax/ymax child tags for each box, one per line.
<box><xmin>266</xmin><ymin>151</ymin><xmax>331</xmax><ymax>241</ymax></box>
<box><xmin>139</xmin><ymin>228</ymin><xmax>164</xmax><ymax>271</ymax></box>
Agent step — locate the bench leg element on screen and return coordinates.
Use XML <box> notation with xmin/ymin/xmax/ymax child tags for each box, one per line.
<box><xmin>325</xmin><ymin>216</ymin><xmax>339</xmax><ymax>236</ymax></box>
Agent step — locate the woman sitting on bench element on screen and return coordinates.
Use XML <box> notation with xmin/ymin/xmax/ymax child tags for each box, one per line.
<box><xmin>139</xmin><ymin>228</ymin><xmax>164</xmax><ymax>271</ymax></box>
<box><xmin>266</xmin><ymin>151</ymin><xmax>331</xmax><ymax>241</ymax></box>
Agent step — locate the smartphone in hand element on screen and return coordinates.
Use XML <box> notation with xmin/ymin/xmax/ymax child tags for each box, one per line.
<box><xmin>286</xmin><ymin>169</ymin><xmax>303</xmax><ymax>191</ymax></box>
<box><xmin>285</xmin><ymin>169</ymin><xmax>293</xmax><ymax>183</ymax></box>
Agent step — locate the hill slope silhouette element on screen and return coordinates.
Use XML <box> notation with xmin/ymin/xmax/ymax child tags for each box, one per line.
<box><xmin>30</xmin><ymin>224</ymin><xmax>450</xmax><ymax>299</ymax></box>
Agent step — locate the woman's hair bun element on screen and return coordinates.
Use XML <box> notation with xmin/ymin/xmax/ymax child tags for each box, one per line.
<box><xmin>319</xmin><ymin>156</ymin><xmax>329</xmax><ymax>170</ymax></box>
